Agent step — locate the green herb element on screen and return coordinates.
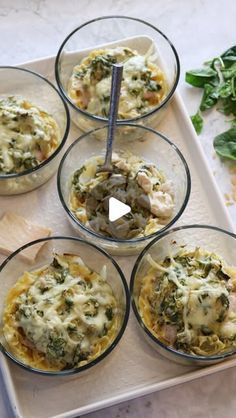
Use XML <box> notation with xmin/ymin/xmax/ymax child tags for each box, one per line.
<box><xmin>222</xmin><ymin>62</ymin><xmax>236</xmax><ymax>79</ymax></box>
<box><xmin>216</xmin><ymin>266</ymin><xmax>231</xmax><ymax>281</ymax></box>
<box><xmin>218</xmin><ymin>293</ymin><xmax>229</xmax><ymax>309</ymax></box>
<box><xmin>65</xmin><ymin>298</ymin><xmax>74</xmax><ymax>311</ymax></box>
<box><xmin>90</xmin><ymin>55</ymin><xmax>116</xmax><ymax>81</ymax></box>
<box><xmin>47</xmin><ymin>337</ymin><xmax>66</xmax><ymax>359</ymax></box>
<box><xmin>73</xmin><ymin>345</ymin><xmax>89</xmax><ymax>365</ymax></box>
<box><xmin>105</xmin><ymin>307</ymin><xmax>113</xmax><ymax>321</ymax></box>
<box><xmin>100</xmin><ymin>324</ymin><xmax>108</xmax><ymax>337</ymax></box>
<box><xmin>201</xmin><ymin>325</ymin><xmax>213</xmax><ymax>335</ymax></box>
<box><xmin>130</xmin><ymin>88</ymin><xmax>141</xmax><ymax>96</ymax></box>
<box><xmin>191</xmin><ymin>112</ymin><xmax>203</xmax><ymax>134</ymax></box>
<box><xmin>213</xmin><ymin>127</ymin><xmax>236</xmax><ymax>161</ymax></box>
<box><xmin>40</xmin><ymin>286</ymin><xmax>50</xmax><ymax>294</ymax></box>
<box><xmin>55</xmin><ymin>268</ymin><xmax>69</xmax><ymax>284</ymax></box>
<box><xmin>218</xmin><ymin>79</ymin><xmax>234</xmax><ymax>98</ymax></box>
<box><xmin>51</xmin><ymin>256</ymin><xmax>61</xmax><ymax>269</ymax></box>
<box><xmin>146</xmin><ymin>80</ymin><xmax>161</xmax><ymax>92</ymax></box>
<box><xmin>219</xmin><ymin>97</ymin><xmax>236</xmax><ymax>116</ymax></box>
<box><xmin>72</xmin><ymin>166</ymin><xmax>85</xmax><ymax>186</ymax></box>
<box><xmin>186</xmin><ymin>45</ymin><xmax>236</xmax><ymax>161</ymax></box>
<box><xmin>200</xmin><ymin>84</ymin><xmax>218</xmax><ymax>111</ymax></box>
<box><xmin>84</xmin><ymin>298</ymin><xmax>99</xmax><ymax>317</ymax></box>
<box><xmin>19</xmin><ymin>306</ymin><xmax>31</xmax><ymax>318</ymax></box>
<box><xmin>67</xmin><ymin>324</ymin><xmax>77</xmax><ymax>332</ymax></box>
<box><xmin>185</xmin><ymin>68</ymin><xmax>217</xmax><ymax>88</ymax></box>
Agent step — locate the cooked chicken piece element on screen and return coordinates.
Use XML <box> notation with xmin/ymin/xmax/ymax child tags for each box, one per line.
<box><xmin>137</xmin><ymin>171</ymin><xmax>152</xmax><ymax>194</ymax></box>
<box><xmin>159</xmin><ymin>180</ymin><xmax>174</xmax><ymax>196</ymax></box>
<box><xmin>150</xmin><ymin>191</ymin><xmax>174</xmax><ymax>218</ymax></box>
<box><xmin>115</xmin><ymin>159</ymin><xmax>130</xmax><ymax>172</ymax></box>
<box><xmin>162</xmin><ymin>324</ymin><xmax>177</xmax><ymax>345</ymax></box>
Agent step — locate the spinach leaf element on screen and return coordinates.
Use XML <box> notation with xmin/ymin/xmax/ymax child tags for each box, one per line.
<box><xmin>186</xmin><ymin>46</ymin><xmax>236</xmax><ymax>162</ymax></box>
<box><xmin>218</xmin><ymin>79</ymin><xmax>234</xmax><ymax>99</ymax></box>
<box><xmin>200</xmin><ymin>84</ymin><xmax>218</xmax><ymax>111</ymax></box>
<box><xmin>222</xmin><ymin>62</ymin><xmax>236</xmax><ymax>79</ymax></box>
<box><xmin>221</xmin><ymin>46</ymin><xmax>236</xmax><ymax>67</ymax></box>
<box><xmin>213</xmin><ymin>127</ymin><xmax>236</xmax><ymax>160</ymax></box>
<box><xmin>219</xmin><ymin>97</ymin><xmax>236</xmax><ymax>116</ymax></box>
<box><xmin>185</xmin><ymin>68</ymin><xmax>217</xmax><ymax>88</ymax></box>
<box><xmin>191</xmin><ymin>112</ymin><xmax>203</xmax><ymax>134</ymax></box>
<box><xmin>232</xmin><ymin>118</ymin><xmax>236</xmax><ymax>127</ymax></box>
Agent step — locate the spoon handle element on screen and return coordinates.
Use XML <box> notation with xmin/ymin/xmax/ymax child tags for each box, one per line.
<box><xmin>103</xmin><ymin>64</ymin><xmax>123</xmax><ymax>170</ymax></box>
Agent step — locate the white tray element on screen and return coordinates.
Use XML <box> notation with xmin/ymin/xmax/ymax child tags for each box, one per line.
<box><xmin>1</xmin><ymin>55</ymin><xmax>236</xmax><ymax>418</ymax></box>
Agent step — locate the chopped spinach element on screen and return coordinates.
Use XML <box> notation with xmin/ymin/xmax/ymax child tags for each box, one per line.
<box><xmin>90</xmin><ymin>55</ymin><xmax>116</xmax><ymax>81</ymax></box>
<box><xmin>201</xmin><ymin>325</ymin><xmax>213</xmax><ymax>335</ymax></box>
<box><xmin>19</xmin><ymin>306</ymin><xmax>31</xmax><ymax>318</ymax></box>
<box><xmin>55</xmin><ymin>268</ymin><xmax>69</xmax><ymax>284</ymax></box>
<box><xmin>146</xmin><ymin>80</ymin><xmax>161</xmax><ymax>92</ymax></box>
<box><xmin>47</xmin><ymin>337</ymin><xmax>66</xmax><ymax>359</ymax></box>
<box><xmin>73</xmin><ymin>345</ymin><xmax>89</xmax><ymax>365</ymax></box>
<box><xmin>218</xmin><ymin>293</ymin><xmax>229</xmax><ymax>309</ymax></box>
<box><xmin>51</xmin><ymin>256</ymin><xmax>62</xmax><ymax>269</ymax></box>
<box><xmin>105</xmin><ymin>306</ymin><xmax>113</xmax><ymax>321</ymax></box>
<box><xmin>217</xmin><ymin>266</ymin><xmax>231</xmax><ymax>281</ymax></box>
<box><xmin>65</xmin><ymin>298</ymin><xmax>74</xmax><ymax>311</ymax></box>
<box><xmin>72</xmin><ymin>166</ymin><xmax>86</xmax><ymax>186</ymax></box>
<box><xmin>84</xmin><ymin>298</ymin><xmax>99</xmax><ymax>317</ymax></box>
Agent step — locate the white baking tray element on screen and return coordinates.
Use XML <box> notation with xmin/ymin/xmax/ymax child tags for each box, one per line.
<box><xmin>1</xmin><ymin>55</ymin><xmax>236</xmax><ymax>418</ymax></box>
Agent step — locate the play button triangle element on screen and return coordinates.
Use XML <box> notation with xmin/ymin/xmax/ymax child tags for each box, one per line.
<box><xmin>109</xmin><ymin>197</ymin><xmax>131</xmax><ymax>222</ymax></box>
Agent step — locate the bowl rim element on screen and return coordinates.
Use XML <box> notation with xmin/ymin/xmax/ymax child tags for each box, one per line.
<box><xmin>0</xmin><ymin>235</ymin><xmax>130</xmax><ymax>376</ymax></box>
<box><xmin>54</xmin><ymin>14</ymin><xmax>180</xmax><ymax>123</ymax></box>
<box><xmin>0</xmin><ymin>66</ymin><xmax>70</xmax><ymax>180</ymax></box>
<box><xmin>130</xmin><ymin>223</ymin><xmax>236</xmax><ymax>362</ymax></box>
<box><xmin>57</xmin><ymin>123</ymin><xmax>191</xmax><ymax>244</ymax></box>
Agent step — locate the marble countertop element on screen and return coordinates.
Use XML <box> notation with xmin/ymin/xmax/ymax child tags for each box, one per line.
<box><xmin>1</xmin><ymin>0</ymin><xmax>236</xmax><ymax>417</ymax></box>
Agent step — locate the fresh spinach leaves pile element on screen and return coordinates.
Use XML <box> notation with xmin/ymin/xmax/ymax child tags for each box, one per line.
<box><xmin>185</xmin><ymin>46</ymin><xmax>236</xmax><ymax>161</ymax></box>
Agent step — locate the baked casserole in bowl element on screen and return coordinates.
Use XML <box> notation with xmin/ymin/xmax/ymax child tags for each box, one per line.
<box><xmin>0</xmin><ymin>66</ymin><xmax>70</xmax><ymax>195</ymax></box>
<box><xmin>57</xmin><ymin>124</ymin><xmax>191</xmax><ymax>255</ymax></box>
<box><xmin>55</xmin><ymin>15</ymin><xmax>180</xmax><ymax>134</ymax></box>
<box><xmin>130</xmin><ymin>225</ymin><xmax>236</xmax><ymax>366</ymax></box>
<box><xmin>0</xmin><ymin>236</ymin><xmax>129</xmax><ymax>375</ymax></box>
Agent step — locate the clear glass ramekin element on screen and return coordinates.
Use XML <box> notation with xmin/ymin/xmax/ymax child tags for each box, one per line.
<box><xmin>131</xmin><ymin>225</ymin><xmax>236</xmax><ymax>366</ymax></box>
<box><xmin>0</xmin><ymin>236</ymin><xmax>130</xmax><ymax>375</ymax></box>
<box><xmin>55</xmin><ymin>15</ymin><xmax>180</xmax><ymax>134</ymax></box>
<box><xmin>0</xmin><ymin>66</ymin><xmax>70</xmax><ymax>195</ymax></box>
<box><xmin>57</xmin><ymin>124</ymin><xmax>191</xmax><ymax>256</ymax></box>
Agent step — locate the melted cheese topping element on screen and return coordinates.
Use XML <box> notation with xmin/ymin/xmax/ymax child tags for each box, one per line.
<box><xmin>68</xmin><ymin>46</ymin><xmax>167</xmax><ymax>119</ymax></box>
<box><xmin>0</xmin><ymin>96</ymin><xmax>60</xmax><ymax>175</ymax></box>
<box><xmin>69</xmin><ymin>152</ymin><xmax>174</xmax><ymax>240</ymax></box>
<box><xmin>138</xmin><ymin>248</ymin><xmax>236</xmax><ymax>356</ymax></box>
<box><xmin>3</xmin><ymin>254</ymin><xmax>119</xmax><ymax>371</ymax></box>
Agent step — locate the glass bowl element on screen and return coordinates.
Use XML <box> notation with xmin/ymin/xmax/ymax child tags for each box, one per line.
<box><xmin>130</xmin><ymin>225</ymin><xmax>236</xmax><ymax>366</ymax></box>
<box><xmin>57</xmin><ymin>124</ymin><xmax>191</xmax><ymax>255</ymax></box>
<box><xmin>0</xmin><ymin>236</ymin><xmax>129</xmax><ymax>376</ymax></box>
<box><xmin>0</xmin><ymin>66</ymin><xmax>70</xmax><ymax>195</ymax></box>
<box><xmin>55</xmin><ymin>15</ymin><xmax>180</xmax><ymax>134</ymax></box>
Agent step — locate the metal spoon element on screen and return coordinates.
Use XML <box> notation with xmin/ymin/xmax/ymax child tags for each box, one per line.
<box><xmin>96</xmin><ymin>63</ymin><xmax>123</xmax><ymax>174</ymax></box>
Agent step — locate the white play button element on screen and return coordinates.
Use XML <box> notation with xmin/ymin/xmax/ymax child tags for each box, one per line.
<box><xmin>109</xmin><ymin>197</ymin><xmax>131</xmax><ymax>222</ymax></box>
